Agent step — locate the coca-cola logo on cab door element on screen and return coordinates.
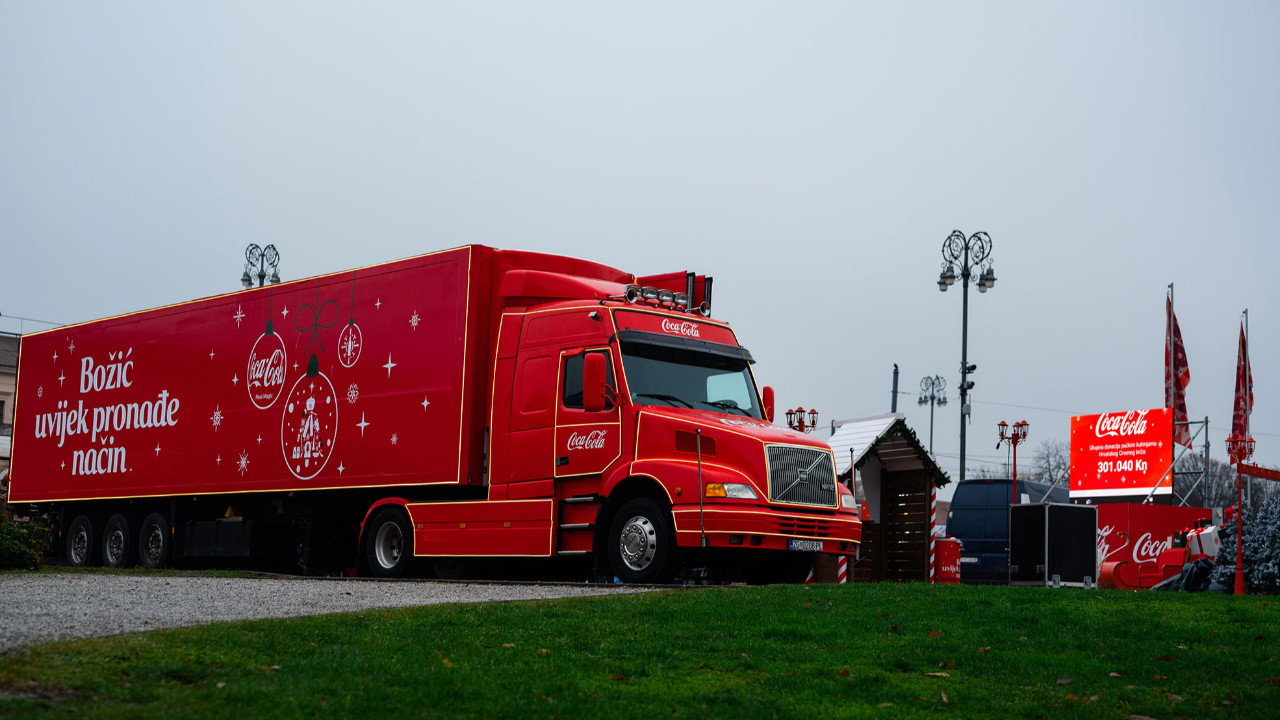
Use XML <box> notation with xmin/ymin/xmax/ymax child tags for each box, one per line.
<box><xmin>660</xmin><ymin>319</ymin><xmax>701</xmax><ymax>338</ymax></box>
<box><xmin>1094</xmin><ymin>410</ymin><xmax>1150</xmax><ymax>439</ymax></box>
<box><xmin>247</xmin><ymin>332</ymin><xmax>287</xmax><ymax>409</ymax></box>
<box><xmin>567</xmin><ymin>430</ymin><xmax>608</xmax><ymax>451</ymax></box>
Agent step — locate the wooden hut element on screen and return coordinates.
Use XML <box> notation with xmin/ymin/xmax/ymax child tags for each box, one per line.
<box><xmin>827</xmin><ymin>413</ymin><xmax>949</xmax><ymax>582</ymax></box>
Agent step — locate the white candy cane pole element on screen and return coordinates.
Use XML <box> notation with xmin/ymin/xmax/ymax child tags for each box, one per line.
<box><xmin>929</xmin><ymin>483</ymin><xmax>937</xmax><ymax>583</ymax></box>
<box><xmin>837</xmin><ymin>556</ymin><xmax>848</xmax><ymax>584</ymax></box>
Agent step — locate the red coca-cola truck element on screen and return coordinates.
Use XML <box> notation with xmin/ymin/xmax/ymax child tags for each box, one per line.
<box><xmin>9</xmin><ymin>246</ymin><xmax>860</xmax><ymax>582</ymax></box>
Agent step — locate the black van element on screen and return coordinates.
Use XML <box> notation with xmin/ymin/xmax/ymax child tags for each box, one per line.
<box><xmin>946</xmin><ymin>478</ymin><xmax>1069</xmax><ymax>584</ymax></box>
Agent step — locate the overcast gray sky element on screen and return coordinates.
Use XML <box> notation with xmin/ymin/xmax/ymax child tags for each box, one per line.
<box><xmin>3</xmin><ymin>2</ymin><xmax>1277</xmax><ymax>501</ymax></box>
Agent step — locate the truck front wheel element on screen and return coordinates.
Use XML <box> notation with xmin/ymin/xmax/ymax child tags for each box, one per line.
<box><xmin>365</xmin><ymin>507</ymin><xmax>413</xmax><ymax>578</ymax></box>
<box><xmin>66</xmin><ymin>514</ymin><xmax>96</xmax><ymax>567</ymax></box>
<box><xmin>608</xmin><ymin>498</ymin><xmax>675</xmax><ymax>584</ymax></box>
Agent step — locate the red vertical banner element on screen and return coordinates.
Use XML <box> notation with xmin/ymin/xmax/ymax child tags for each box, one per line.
<box><xmin>1230</xmin><ymin>321</ymin><xmax>1253</xmax><ymax>462</ymax></box>
<box><xmin>1165</xmin><ymin>297</ymin><xmax>1192</xmax><ymax>447</ymax></box>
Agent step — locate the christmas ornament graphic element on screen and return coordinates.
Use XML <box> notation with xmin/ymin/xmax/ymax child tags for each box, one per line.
<box><xmin>337</xmin><ymin>272</ymin><xmax>363</xmax><ymax>368</ymax></box>
<box><xmin>280</xmin><ymin>283</ymin><xmax>341</xmax><ymax>481</ymax></box>
<box><xmin>247</xmin><ymin>293</ymin><xmax>287</xmax><ymax>410</ymax></box>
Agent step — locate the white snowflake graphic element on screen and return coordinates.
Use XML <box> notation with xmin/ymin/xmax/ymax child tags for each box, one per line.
<box><xmin>347</xmin><ymin>383</ymin><xmax>359</xmax><ymax>405</ymax></box>
<box><xmin>390</xmin><ymin>433</ymin><xmax>398</xmax><ymax>445</ymax></box>
<box><xmin>211</xmin><ymin>406</ymin><xmax>224</xmax><ymax>431</ymax></box>
<box><xmin>409</xmin><ymin>311</ymin><xmax>420</xmax><ymax>330</ymax></box>
<box><xmin>37</xmin><ymin>386</ymin><xmax>43</xmax><ymax>398</ymax></box>
<box><xmin>68</xmin><ymin>339</ymin><xmax>76</xmax><ymax>353</ymax></box>
<box><xmin>233</xmin><ymin>305</ymin><xmax>245</xmax><ymax>327</ymax></box>
<box><xmin>237</xmin><ymin>450</ymin><xmax>250</xmax><ymax>476</ymax></box>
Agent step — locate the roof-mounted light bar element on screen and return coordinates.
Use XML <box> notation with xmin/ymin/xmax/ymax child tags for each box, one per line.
<box><xmin>620</xmin><ymin>284</ymin><xmax>704</xmax><ymax>314</ymax></box>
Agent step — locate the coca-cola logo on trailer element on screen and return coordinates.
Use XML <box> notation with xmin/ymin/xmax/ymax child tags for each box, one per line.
<box><xmin>660</xmin><ymin>319</ymin><xmax>701</xmax><ymax>338</ymax></box>
<box><xmin>247</xmin><ymin>332</ymin><xmax>287</xmax><ymax>409</ymax></box>
<box><xmin>1132</xmin><ymin>532</ymin><xmax>1173</xmax><ymax>564</ymax></box>
<box><xmin>567</xmin><ymin>430</ymin><xmax>608</xmax><ymax>451</ymax></box>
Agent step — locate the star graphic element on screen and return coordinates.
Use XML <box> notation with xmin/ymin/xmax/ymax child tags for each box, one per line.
<box><xmin>68</xmin><ymin>339</ymin><xmax>76</xmax><ymax>353</ymax></box>
<box><xmin>58</xmin><ymin>372</ymin><xmax>66</xmax><ymax>386</ymax></box>
<box><xmin>60</xmin><ymin>460</ymin><xmax>65</xmax><ymax>470</ymax></box>
<box><xmin>391</xmin><ymin>433</ymin><xmax>398</xmax><ymax>445</ymax></box>
<box><xmin>38</xmin><ymin>386</ymin><xmax>44</xmax><ymax>398</ymax></box>
<box><xmin>375</xmin><ymin>298</ymin><xmax>382</xmax><ymax>310</ymax></box>
<box><xmin>421</xmin><ymin>395</ymin><xmax>431</xmax><ymax>411</ymax></box>
<box><xmin>256</xmin><ymin>434</ymin><xmax>263</xmax><ymax>445</ymax></box>
<box><xmin>293</xmin><ymin>361</ymin><xmax>299</xmax><ymax>371</ymax></box>
<box><xmin>410</xmin><ymin>311</ymin><xmax>421</xmax><ymax>330</ymax></box>
<box><xmin>382</xmin><ymin>354</ymin><xmax>397</xmax><ymax>378</ymax></box>
<box><xmin>337</xmin><ymin>461</ymin><xmax>345</xmax><ymax>475</ymax></box>
<box><xmin>155</xmin><ymin>444</ymin><xmax>161</xmax><ymax>456</ymax></box>
<box><xmin>216</xmin><ymin>455</ymin><xmax>222</xmax><ymax>465</ymax></box>
<box><xmin>356</xmin><ymin>413</ymin><xmax>370</xmax><ymax>436</ymax></box>
<box><xmin>281</xmin><ymin>305</ymin><xmax>289</xmax><ymax>320</ymax></box>
<box><xmin>232</xmin><ymin>374</ymin><xmax>240</xmax><ymax>386</ymax></box>
<box><xmin>52</xmin><ymin>350</ymin><xmax>58</xmax><ymax>362</ymax></box>
<box><xmin>211</xmin><ymin>406</ymin><xmax>224</xmax><ymax>431</ymax></box>
<box><xmin>233</xmin><ymin>305</ymin><xmax>246</xmax><ymax>327</ymax></box>
<box><xmin>209</xmin><ymin>350</ymin><xmax>216</xmax><ymax>360</ymax></box>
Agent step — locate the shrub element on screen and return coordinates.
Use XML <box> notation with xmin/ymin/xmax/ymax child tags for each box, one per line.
<box><xmin>0</xmin><ymin>511</ymin><xmax>48</xmax><ymax>570</ymax></box>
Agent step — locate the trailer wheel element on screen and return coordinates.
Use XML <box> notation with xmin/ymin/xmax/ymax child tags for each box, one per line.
<box><xmin>365</xmin><ymin>507</ymin><xmax>413</xmax><ymax>578</ymax></box>
<box><xmin>137</xmin><ymin>512</ymin><xmax>172</xmax><ymax>569</ymax></box>
<box><xmin>66</xmin><ymin>514</ymin><xmax>97</xmax><ymax>567</ymax></box>
<box><xmin>102</xmin><ymin>513</ymin><xmax>135</xmax><ymax>568</ymax></box>
<box><xmin>608</xmin><ymin>498</ymin><xmax>675</xmax><ymax>584</ymax></box>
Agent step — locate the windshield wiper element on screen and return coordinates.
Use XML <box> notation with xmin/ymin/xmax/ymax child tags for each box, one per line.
<box><xmin>702</xmin><ymin>400</ymin><xmax>750</xmax><ymax>417</ymax></box>
<box><xmin>635</xmin><ymin>393</ymin><xmax>694</xmax><ymax>409</ymax></box>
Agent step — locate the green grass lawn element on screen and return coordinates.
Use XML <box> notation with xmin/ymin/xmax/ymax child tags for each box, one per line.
<box><xmin>0</xmin><ymin>582</ymin><xmax>1276</xmax><ymax>719</ymax></box>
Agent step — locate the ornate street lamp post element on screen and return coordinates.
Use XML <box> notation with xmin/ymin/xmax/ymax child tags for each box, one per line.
<box><xmin>241</xmin><ymin>244</ymin><xmax>282</xmax><ymax>289</ymax></box>
<box><xmin>786</xmin><ymin>407</ymin><xmax>819</xmax><ymax>434</ymax></box>
<box><xmin>1226</xmin><ymin>434</ymin><xmax>1256</xmax><ymax>595</ymax></box>
<box><xmin>937</xmin><ymin>231</ymin><xmax>996</xmax><ymax>485</ymax></box>
<box><xmin>917</xmin><ymin>375</ymin><xmax>947</xmax><ymax>454</ymax></box>
<box><xmin>998</xmin><ymin>420</ymin><xmax>1030</xmax><ymax>504</ymax></box>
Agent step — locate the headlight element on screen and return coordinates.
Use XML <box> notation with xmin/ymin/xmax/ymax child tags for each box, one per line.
<box><xmin>841</xmin><ymin>494</ymin><xmax>857</xmax><ymax>510</ymax></box>
<box><xmin>705</xmin><ymin>482</ymin><xmax>758</xmax><ymax>499</ymax></box>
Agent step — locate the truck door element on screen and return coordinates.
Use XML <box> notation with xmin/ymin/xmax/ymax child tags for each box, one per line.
<box><xmin>507</xmin><ymin>350</ymin><xmax>558</xmax><ymax>485</ymax></box>
<box><xmin>554</xmin><ymin>348</ymin><xmax>620</xmax><ymax>478</ymax></box>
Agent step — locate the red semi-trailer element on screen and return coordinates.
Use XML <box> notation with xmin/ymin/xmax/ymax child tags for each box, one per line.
<box><xmin>9</xmin><ymin>246</ymin><xmax>860</xmax><ymax>582</ymax></box>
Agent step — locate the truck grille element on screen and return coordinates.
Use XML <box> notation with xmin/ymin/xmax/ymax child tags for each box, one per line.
<box><xmin>766</xmin><ymin>446</ymin><xmax>838</xmax><ymax>508</ymax></box>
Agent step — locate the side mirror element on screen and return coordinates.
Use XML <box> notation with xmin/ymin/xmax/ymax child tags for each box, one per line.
<box><xmin>583</xmin><ymin>353</ymin><xmax>607</xmax><ymax>412</ymax></box>
<box><xmin>762</xmin><ymin>386</ymin><xmax>775</xmax><ymax>423</ymax></box>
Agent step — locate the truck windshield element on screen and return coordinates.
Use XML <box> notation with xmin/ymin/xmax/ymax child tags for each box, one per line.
<box><xmin>619</xmin><ymin>340</ymin><xmax>763</xmax><ymax>419</ymax></box>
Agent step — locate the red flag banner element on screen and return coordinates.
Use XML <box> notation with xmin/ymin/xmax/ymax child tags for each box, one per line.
<box><xmin>1230</xmin><ymin>321</ymin><xmax>1253</xmax><ymax>462</ymax></box>
<box><xmin>1165</xmin><ymin>297</ymin><xmax>1192</xmax><ymax>447</ymax></box>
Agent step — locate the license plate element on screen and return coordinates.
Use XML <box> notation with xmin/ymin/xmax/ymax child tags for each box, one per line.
<box><xmin>788</xmin><ymin>539</ymin><xmax>823</xmax><ymax>552</ymax></box>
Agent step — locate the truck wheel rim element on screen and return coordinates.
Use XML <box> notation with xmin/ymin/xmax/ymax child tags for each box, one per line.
<box><xmin>619</xmin><ymin>515</ymin><xmax>657</xmax><ymax>572</ymax></box>
<box><xmin>374</xmin><ymin>523</ymin><xmax>402</xmax><ymax>569</ymax></box>
<box><xmin>144</xmin><ymin>527</ymin><xmax>163</xmax><ymax>564</ymax></box>
<box><xmin>105</xmin><ymin>529</ymin><xmax>124</xmax><ymax>565</ymax></box>
<box><xmin>70</xmin><ymin>528</ymin><xmax>89</xmax><ymax>565</ymax></box>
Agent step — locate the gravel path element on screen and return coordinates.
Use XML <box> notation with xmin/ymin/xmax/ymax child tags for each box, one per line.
<box><xmin>0</xmin><ymin>574</ymin><xmax>648</xmax><ymax>654</ymax></box>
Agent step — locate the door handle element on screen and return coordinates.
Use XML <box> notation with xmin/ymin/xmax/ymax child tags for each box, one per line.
<box><xmin>556</xmin><ymin>456</ymin><xmax>569</xmax><ymax>467</ymax></box>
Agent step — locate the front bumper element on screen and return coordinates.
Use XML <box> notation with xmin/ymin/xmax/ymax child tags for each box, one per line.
<box><xmin>671</xmin><ymin>503</ymin><xmax>861</xmax><ymax>555</ymax></box>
